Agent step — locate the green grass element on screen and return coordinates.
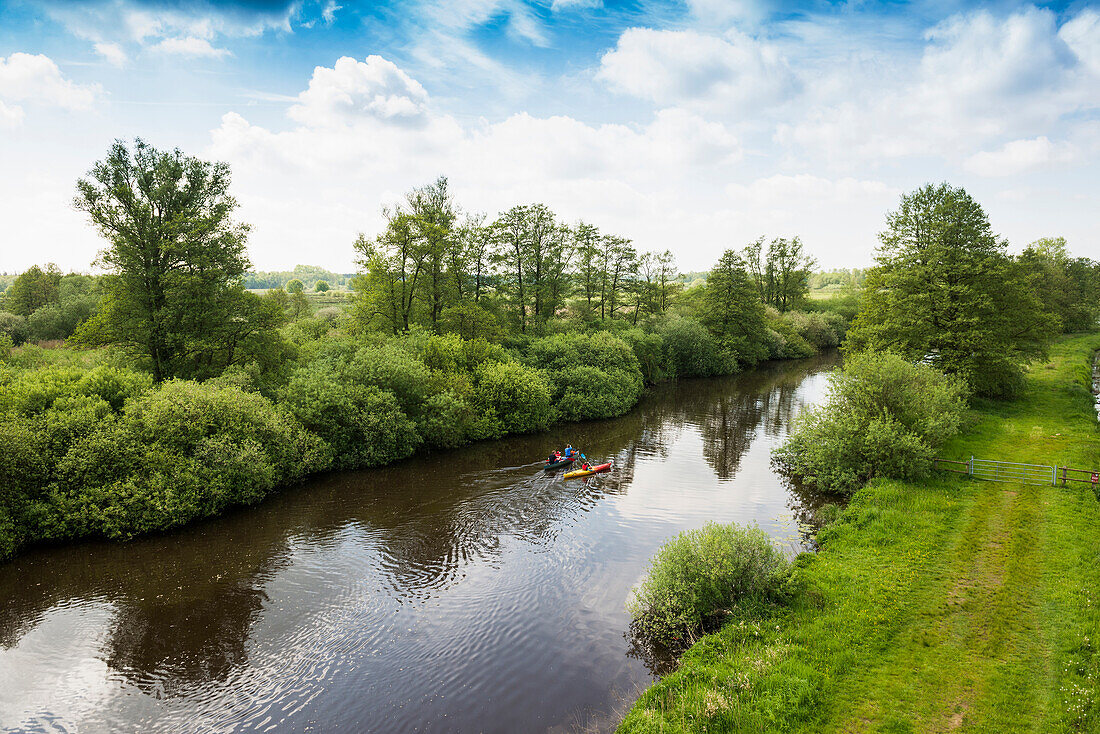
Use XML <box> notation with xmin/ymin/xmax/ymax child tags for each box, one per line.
<box><xmin>619</xmin><ymin>333</ymin><xmax>1100</xmax><ymax>733</ymax></box>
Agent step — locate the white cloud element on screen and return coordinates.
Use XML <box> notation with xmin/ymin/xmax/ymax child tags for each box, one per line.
<box><xmin>288</xmin><ymin>56</ymin><xmax>431</xmax><ymax>128</ymax></box>
<box><xmin>207</xmin><ymin>56</ymin><xmax>877</xmax><ymax>271</ymax></box>
<box><xmin>0</xmin><ymin>53</ymin><xmax>100</xmax><ymax>126</ymax></box>
<box><xmin>0</xmin><ymin>99</ymin><xmax>24</xmax><ymax>127</ymax></box>
<box><xmin>322</xmin><ymin>1</ymin><xmax>342</xmax><ymax>25</ymax></box>
<box><xmin>93</xmin><ymin>42</ymin><xmax>127</xmax><ymax>67</ymax></box>
<box><xmin>964</xmin><ymin>136</ymin><xmax>1078</xmax><ymax>177</ymax></box>
<box><xmin>596</xmin><ymin>28</ymin><xmax>798</xmax><ymax>115</ymax></box>
<box><xmin>550</xmin><ymin>0</ymin><xmax>601</xmax><ymax>11</ymax></box>
<box><xmin>1059</xmin><ymin>9</ymin><xmax>1100</xmax><ymax>76</ymax></box>
<box><xmin>150</xmin><ymin>36</ymin><xmax>232</xmax><ymax>59</ymax></box>
<box><xmin>776</xmin><ymin>6</ymin><xmax>1100</xmax><ymax>168</ymax></box>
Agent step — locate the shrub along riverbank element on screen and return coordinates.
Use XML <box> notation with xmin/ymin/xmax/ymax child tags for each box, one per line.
<box><xmin>618</xmin><ymin>333</ymin><xmax>1100</xmax><ymax>733</ymax></box>
<box><xmin>0</xmin><ymin>314</ymin><xmax>845</xmax><ymax>563</ymax></box>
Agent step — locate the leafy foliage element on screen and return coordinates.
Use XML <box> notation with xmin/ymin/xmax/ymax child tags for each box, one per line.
<box><xmin>283</xmin><ymin>366</ymin><xmax>419</xmax><ymax>469</ymax></box>
<box><xmin>846</xmin><ymin>183</ymin><xmax>1057</xmax><ymax>398</ymax></box>
<box><xmin>774</xmin><ymin>351</ymin><xmax>968</xmax><ymax>493</ymax></box>
<box><xmin>73</xmin><ymin>138</ymin><xmax>267</xmax><ymax>382</ymax></box>
<box><xmin>628</xmin><ymin>522</ymin><xmax>791</xmax><ymax>648</ymax></box>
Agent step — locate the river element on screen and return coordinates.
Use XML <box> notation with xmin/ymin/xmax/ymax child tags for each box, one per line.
<box><xmin>0</xmin><ymin>352</ymin><xmax>838</xmax><ymax>734</ymax></box>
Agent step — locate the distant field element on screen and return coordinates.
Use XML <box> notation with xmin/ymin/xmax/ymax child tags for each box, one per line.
<box><xmin>808</xmin><ymin>286</ymin><xmax>853</xmax><ymax>300</ymax></box>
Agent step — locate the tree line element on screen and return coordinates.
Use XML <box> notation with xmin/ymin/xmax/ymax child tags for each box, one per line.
<box><xmin>353</xmin><ymin>177</ymin><xmax>682</xmax><ymax>338</ymax></box>
<box><xmin>1</xmin><ymin>139</ymin><xmax>1098</xmax><ymax>564</ymax></box>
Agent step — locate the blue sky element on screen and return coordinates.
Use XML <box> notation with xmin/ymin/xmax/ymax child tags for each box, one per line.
<box><xmin>1</xmin><ymin>0</ymin><xmax>1098</xmax><ymax>271</ymax></box>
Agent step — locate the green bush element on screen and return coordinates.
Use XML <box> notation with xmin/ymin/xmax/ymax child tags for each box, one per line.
<box><xmin>0</xmin><ymin>365</ymin><xmax>152</xmax><ymax>416</ymax></box>
<box><xmin>284</xmin><ymin>366</ymin><xmax>420</xmax><ymax>469</ymax></box>
<box><xmin>656</xmin><ymin>317</ymin><xmax>733</xmax><ymax>377</ymax></box>
<box><xmin>417</xmin><ymin>390</ymin><xmax>494</xmax><ymax>449</ymax></box>
<box><xmin>628</xmin><ymin>522</ymin><xmax>791</xmax><ymax>648</ymax></box>
<box><xmin>0</xmin><ymin>311</ymin><xmax>28</xmax><ymax>346</ymax></box>
<box><xmin>527</xmin><ymin>332</ymin><xmax>645</xmax><ymax>421</ymax></box>
<box><xmin>339</xmin><ymin>343</ymin><xmax>434</xmax><ymax>418</ymax></box>
<box><xmin>619</xmin><ymin>328</ymin><xmax>671</xmax><ymax>384</ymax></box>
<box><xmin>527</xmin><ymin>331</ymin><xmax>642</xmax><ymax>376</ymax></box>
<box><xmin>124</xmin><ymin>380</ymin><xmax>329</xmax><ymax>482</ymax></box>
<box><xmin>773</xmin><ymin>351</ymin><xmax>968</xmax><ymax>493</ymax></box>
<box><xmin>785</xmin><ymin>311</ymin><xmax>841</xmax><ymax>350</ymax></box>
<box><xmin>473</xmin><ymin>360</ymin><xmax>553</xmax><ymax>436</ymax></box>
<box><xmin>0</xmin><ymin>333</ymin><xmax>11</xmax><ymax>361</ymax></box>
<box><xmin>554</xmin><ymin>365</ymin><xmax>643</xmax><ymax>422</ymax></box>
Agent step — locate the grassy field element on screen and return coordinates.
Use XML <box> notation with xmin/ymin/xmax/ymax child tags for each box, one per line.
<box><xmin>619</xmin><ymin>333</ymin><xmax>1100</xmax><ymax>733</ymax></box>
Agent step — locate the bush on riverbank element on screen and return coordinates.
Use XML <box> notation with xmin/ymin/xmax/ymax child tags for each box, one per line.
<box><xmin>773</xmin><ymin>351</ymin><xmax>968</xmax><ymax>494</ymax></box>
<box><xmin>627</xmin><ymin>522</ymin><xmax>791</xmax><ymax>648</ymax></box>
<box><xmin>619</xmin><ymin>334</ymin><xmax>1100</xmax><ymax>733</ymax></box>
<box><xmin>0</xmin><ymin>313</ymin><xmax>846</xmax><ymax>562</ymax></box>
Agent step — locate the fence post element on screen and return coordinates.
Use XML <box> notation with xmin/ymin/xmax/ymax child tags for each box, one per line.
<box><xmin>969</xmin><ymin>456</ymin><xmax>974</xmax><ymax>477</ymax></box>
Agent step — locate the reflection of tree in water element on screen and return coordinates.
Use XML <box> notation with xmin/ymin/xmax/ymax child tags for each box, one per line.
<box><xmin>106</xmin><ymin>580</ymin><xmax>269</xmax><ymax>697</ymax></box>
<box><xmin>779</xmin><ymin>471</ymin><xmax>847</xmax><ymax>551</ymax></box>
<box><xmin>694</xmin><ymin>354</ymin><xmax>838</xmax><ymax>480</ymax></box>
<box><xmin>624</xmin><ymin>628</ymin><xmax>679</xmax><ymax>678</ymax></box>
<box><xmin>0</xmin><ymin>352</ymin><xmax>840</xmax><ymax>700</ymax></box>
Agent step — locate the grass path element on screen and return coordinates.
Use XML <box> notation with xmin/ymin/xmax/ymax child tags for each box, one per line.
<box><xmin>619</xmin><ymin>334</ymin><xmax>1100</xmax><ymax>733</ymax></box>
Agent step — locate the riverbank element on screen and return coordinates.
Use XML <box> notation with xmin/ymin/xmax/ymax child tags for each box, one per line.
<box><xmin>619</xmin><ymin>333</ymin><xmax>1100</xmax><ymax>732</ymax></box>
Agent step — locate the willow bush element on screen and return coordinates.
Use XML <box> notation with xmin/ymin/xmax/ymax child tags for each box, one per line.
<box><xmin>628</xmin><ymin>522</ymin><xmax>791</xmax><ymax>648</ymax></box>
<box><xmin>773</xmin><ymin>350</ymin><xmax>968</xmax><ymax>494</ymax></box>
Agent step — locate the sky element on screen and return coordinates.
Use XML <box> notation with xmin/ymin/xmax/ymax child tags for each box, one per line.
<box><xmin>0</xmin><ymin>0</ymin><xmax>1098</xmax><ymax>273</ymax></box>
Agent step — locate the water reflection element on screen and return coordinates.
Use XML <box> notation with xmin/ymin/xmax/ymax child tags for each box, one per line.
<box><xmin>0</xmin><ymin>352</ymin><xmax>838</xmax><ymax>734</ymax></box>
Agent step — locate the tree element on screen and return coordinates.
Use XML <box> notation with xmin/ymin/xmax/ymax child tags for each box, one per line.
<box><xmin>286</xmin><ymin>278</ymin><xmax>305</xmax><ymax>294</ymax></box>
<box><xmin>1</xmin><ymin>264</ymin><xmax>62</xmax><ymax>317</ymax></box>
<box><xmin>454</xmin><ymin>214</ymin><xmax>492</xmax><ymax>303</ymax></box>
<box><xmin>492</xmin><ymin>205</ymin><xmax>533</xmax><ymax>332</ymax></box>
<box><xmin>604</xmin><ymin>236</ymin><xmax>637</xmax><ymax>320</ymax></box>
<box><xmin>846</xmin><ymin>183</ymin><xmax>1056</xmax><ymax>398</ymax></box>
<box><xmin>767</xmin><ymin>237</ymin><xmax>815</xmax><ymax>312</ymax></box>
<box><xmin>573</xmin><ymin>222</ymin><xmax>602</xmax><ymax>314</ymax></box>
<box><xmin>353</xmin><ymin>211</ymin><xmax>426</xmax><ymax>334</ymax></box>
<box><xmin>407</xmin><ymin>176</ymin><xmax>457</xmax><ymax>332</ymax></box>
<box><xmin>1018</xmin><ymin>237</ymin><xmax>1100</xmax><ymax>333</ymax></box>
<box><xmin>654</xmin><ymin>250</ymin><xmax>679</xmax><ymax>313</ymax></box>
<box><xmin>742</xmin><ymin>237</ymin><xmax>815</xmax><ymax>312</ymax></box>
<box><xmin>702</xmin><ymin>249</ymin><xmax>769</xmax><ymax>366</ymax></box>
<box><xmin>73</xmin><ymin>139</ymin><xmax>256</xmax><ymax>382</ymax></box>
<box><xmin>314</xmin><ymin>280</ymin><xmax>330</xmax><ymax>292</ymax></box>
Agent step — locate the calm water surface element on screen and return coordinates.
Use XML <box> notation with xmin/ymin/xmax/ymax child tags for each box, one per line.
<box><xmin>0</xmin><ymin>353</ymin><xmax>838</xmax><ymax>734</ymax></box>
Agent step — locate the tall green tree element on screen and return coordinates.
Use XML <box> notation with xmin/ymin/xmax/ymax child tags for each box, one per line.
<box><xmin>742</xmin><ymin>236</ymin><xmax>814</xmax><ymax>312</ymax></box>
<box><xmin>407</xmin><ymin>176</ymin><xmax>457</xmax><ymax>332</ymax></box>
<box><xmin>573</xmin><ymin>222</ymin><xmax>602</xmax><ymax>315</ymax></box>
<box><xmin>492</xmin><ymin>205</ymin><xmax>533</xmax><ymax>332</ymax></box>
<box><xmin>767</xmin><ymin>237</ymin><xmax>815</xmax><ymax>312</ymax></box>
<box><xmin>353</xmin><ymin>210</ymin><xmax>426</xmax><ymax>334</ymax></box>
<box><xmin>73</xmin><ymin>139</ymin><xmax>263</xmax><ymax>382</ymax></box>
<box><xmin>846</xmin><ymin>183</ymin><xmax>1056</xmax><ymax>398</ymax></box>
<box><xmin>702</xmin><ymin>249</ymin><xmax>769</xmax><ymax>366</ymax></box>
<box><xmin>1</xmin><ymin>264</ymin><xmax>62</xmax><ymax>316</ymax></box>
<box><xmin>1018</xmin><ymin>237</ymin><xmax>1100</xmax><ymax>333</ymax></box>
<box><xmin>654</xmin><ymin>249</ymin><xmax>679</xmax><ymax>313</ymax></box>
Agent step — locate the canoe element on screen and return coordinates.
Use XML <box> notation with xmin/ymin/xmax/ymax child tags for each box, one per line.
<box><xmin>563</xmin><ymin>461</ymin><xmax>612</xmax><ymax>480</ymax></box>
<box><xmin>544</xmin><ymin>456</ymin><xmax>575</xmax><ymax>471</ymax></box>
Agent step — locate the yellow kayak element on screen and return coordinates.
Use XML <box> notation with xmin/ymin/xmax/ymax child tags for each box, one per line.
<box><xmin>563</xmin><ymin>461</ymin><xmax>612</xmax><ymax>479</ymax></box>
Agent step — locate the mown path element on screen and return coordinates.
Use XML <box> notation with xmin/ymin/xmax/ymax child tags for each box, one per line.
<box><xmin>619</xmin><ymin>334</ymin><xmax>1100</xmax><ymax>734</ymax></box>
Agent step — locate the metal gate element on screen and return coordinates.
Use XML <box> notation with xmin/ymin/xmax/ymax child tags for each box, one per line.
<box><xmin>968</xmin><ymin>458</ymin><xmax>1056</xmax><ymax>485</ymax></box>
<box><xmin>934</xmin><ymin>457</ymin><xmax>1100</xmax><ymax>487</ymax></box>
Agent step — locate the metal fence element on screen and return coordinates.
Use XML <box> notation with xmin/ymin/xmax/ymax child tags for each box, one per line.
<box><xmin>933</xmin><ymin>456</ymin><xmax>1100</xmax><ymax>487</ymax></box>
